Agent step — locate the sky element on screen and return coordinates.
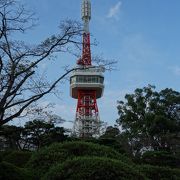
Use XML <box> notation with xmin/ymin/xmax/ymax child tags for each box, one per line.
<box><xmin>15</xmin><ymin>0</ymin><xmax>180</xmax><ymax>128</ymax></box>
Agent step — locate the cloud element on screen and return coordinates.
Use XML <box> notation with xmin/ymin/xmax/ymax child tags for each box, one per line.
<box><xmin>107</xmin><ymin>1</ymin><xmax>122</xmax><ymax>19</ymax></box>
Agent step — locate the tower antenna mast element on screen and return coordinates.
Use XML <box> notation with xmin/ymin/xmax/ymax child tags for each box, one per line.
<box><xmin>77</xmin><ymin>0</ymin><xmax>91</xmax><ymax>66</ymax></box>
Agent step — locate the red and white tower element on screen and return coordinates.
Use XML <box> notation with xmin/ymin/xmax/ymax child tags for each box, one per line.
<box><xmin>70</xmin><ymin>0</ymin><xmax>104</xmax><ymax>138</ymax></box>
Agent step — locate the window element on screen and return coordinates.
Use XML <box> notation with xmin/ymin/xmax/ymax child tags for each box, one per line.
<box><xmin>92</xmin><ymin>77</ymin><xmax>96</xmax><ymax>83</ymax></box>
<box><xmin>71</xmin><ymin>75</ymin><xmax>104</xmax><ymax>84</ymax></box>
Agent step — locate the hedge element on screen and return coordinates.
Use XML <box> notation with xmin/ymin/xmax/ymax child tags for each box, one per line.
<box><xmin>3</xmin><ymin>151</ymin><xmax>32</xmax><ymax>168</ymax></box>
<box><xmin>141</xmin><ymin>151</ymin><xmax>180</xmax><ymax>168</ymax></box>
<box><xmin>27</xmin><ymin>141</ymin><xmax>133</xmax><ymax>178</ymax></box>
<box><xmin>138</xmin><ymin>164</ymin><xmax>180</xmax><ymax>180</ymax></box>
<box><xmin>0</xmin><ymin>161</ymin><xmax>32</xmax><ymax>180</ymax></box>
<box><xmin>43</xmin><ymin>156</ymin><xmax>146</xmax><ymax>180</ymax></box>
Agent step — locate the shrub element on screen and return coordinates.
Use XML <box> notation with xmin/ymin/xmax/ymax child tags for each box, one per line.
<box><xmin>84</xmin><ymin>137</ymin><xmax>129</xmax><ymax>154</ymax></box>
<box><xmin>0</xmin><ymin>150</ymin><xmax>13</xmax><ymax>161</ymax></box>
<box><xmin>0</xmin><ymin>161</ymin><xmax>32</xmax><ymax>180</ymax></box>
<box><xmin>3</xmin><ymin>151</ymin><xmax>32</xmax><ymax>167</ymax></box>
<box><xmin>138</xmin><ymin>164</ymin><xmax>180</xmax><ymax>180</ymax></box>
<box><xmin>141</xmin><ymin>151</ymin><xmax>180</xmax><ymax>168</ymax></box>
<box><xmin>43</xmin><ymin>157</ymin><xmax>146</xmax><ymax>180</ymax></box>
<box><xmin>27</xmin><ymin>141</ymin><xmax>133</xmax><ymax>178</ymax></box>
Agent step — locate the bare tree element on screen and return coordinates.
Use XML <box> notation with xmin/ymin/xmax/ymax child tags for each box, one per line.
<box><xmin>0</xmin><ymin>0</ymin><xmax>83</xmax><ymax>126</ymax></box>
<box><xmin>0</xmin><ymin>0</ymin><xmax>117</xmax><ymax>126</ymax></box>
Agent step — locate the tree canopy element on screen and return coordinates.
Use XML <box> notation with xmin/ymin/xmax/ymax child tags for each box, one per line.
<box><xmin>0</xmin><ymin>119</ymin><xmax>68</xmax><ymax>151</ymax></box>
<box><xmin>117</xmin><ymin>85</ymin><xmax>180</xmax><ymax>155</ymax></box>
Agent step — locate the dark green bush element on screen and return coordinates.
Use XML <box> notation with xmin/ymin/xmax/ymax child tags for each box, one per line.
<box><xmin>0</xmin><ymin>152</ymin><xmax>3</xmax><ymax>162</ymax></box>
<box><xmin>98</xmin><ymin>138</ymin><xmax>127</xmax><ymax>153</ymax></box>
<box><xmin>0</xmin><ymin>161</ymin><xmax>32</xmax><ymax>180</ymax></box>
<box><xmin>27</xmin><ymin>141</ymin><xmax>133</xmax><ymax>178</ymax></box>
<box><xmin>138</xmin><ymin>164</ymin><xmax>180</xmax><ymax>180</ymax></box>
<box><xmin>0</xmin><ymin>150</ymin><xmax>13</xmax><ymax>161</ymax></box>
<box><xmin>141</xmin><ymin>151</ymin><xmax>180</xmax><ymax>168</ymax></box>
<box><xmin>43</xmin><ymin>156</ymin><xmax>146</xmax><ymax>180</ymax></box>
<box><xmin>84</xmin><ymin>137</ymin><xmax>129</xmax><ymax>154</ymax></box>
<box><xmin>3</xmin><ymin>151</ymin><xmax>32</xmax><ymax>167</ymax></box>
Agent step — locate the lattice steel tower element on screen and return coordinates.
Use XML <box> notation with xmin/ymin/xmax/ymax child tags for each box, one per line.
<box><xmin>70</xmin><ymin>0</ymin><xmax>104</xmax><ymax>138</ymax></box>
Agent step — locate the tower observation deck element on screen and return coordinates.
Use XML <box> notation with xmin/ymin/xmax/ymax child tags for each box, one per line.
<box><xmin>70</xmin><ymin>0</ymin><xmax>105</xmax><ymax>138</ymax></box>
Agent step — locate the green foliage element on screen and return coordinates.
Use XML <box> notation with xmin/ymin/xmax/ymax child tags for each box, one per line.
<box><xmin>138</xmin><ymin>164</ymin><xmax>180</xmax><ymax>180</ymax></box>
<box><xmin>0</xmin><ymin>150</ymin><xmax>12</xmax><ymax>162</ymax></box>
<box><xmin>3</xmin><ymin>151</ymin><xmax>32</xmax><ymax>168</ymax></box>
<box><xmin>0</xmin><ymin>120</ymin><xmax>68</xmax><ymax>151</ymax></box>
<box><xmin>22</xmin><ymin>120</ymin><xmax>67</xmax><ymax>150</ymax></box>
<box><xmin>0</xmin><ymin>161</ymin><xmax>32</xmax><ymax>180</ymax></box>
<box><xmin>43</xmin><ymin>157</ymin><xmax>146</xmax><ymax>180</ymax></box>
<box><xmin>97</xmin><ymin>126</ymin><xmax>130</xmax><ymax>154</ymax></box>
<box><xmin>141</xmin><ymin>151</ymin><xmax>180</xmax><ymax>168</ymax></box>
<box><xmin>98</xmin><ymin>128</ymin><xmax>132</xmax><ymax>155</ymax></box>
<box><xmin>0</xmin><ymin>153</ymin><xmax>2</xmax><ymax>162</ymax></box>
<box><xmin>0</xmin><ymin>125</ymin><xmax>23</xmax><ymax>150</ymax></box>
<box><xmin>98</xmin><ymin>137</ymin><xmax>127</xmax><ymax>154</ymax></box>
<box><xmin>101</xmin><ymin>126</ymin><xmax>120</xmax><ymax>138</ymax></box>
<box><xmin>117</xmin><ymin>85</ymin><xmax>180</xmax><ymax>154</ymax></box>
<box><xmin>23</xmin><ymin>120</ymin><xmax>56</xmax><ymax>150</ymax></box>
<box><xmin>27</xmin><ymin>141</ymin><xmax>133</xmax><ymax>178</ymax></box>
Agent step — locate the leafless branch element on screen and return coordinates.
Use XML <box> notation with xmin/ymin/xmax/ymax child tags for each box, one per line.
<box><xmin>0</xmin><ymin>0</ymin><xmax>117</xmax><ymax>126</ymax></box>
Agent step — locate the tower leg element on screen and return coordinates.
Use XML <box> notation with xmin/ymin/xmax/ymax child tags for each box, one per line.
<box><xmin>73</xmin><ymin>90</ymin><xmax>100</xmax><ymax>138</ymax></box>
